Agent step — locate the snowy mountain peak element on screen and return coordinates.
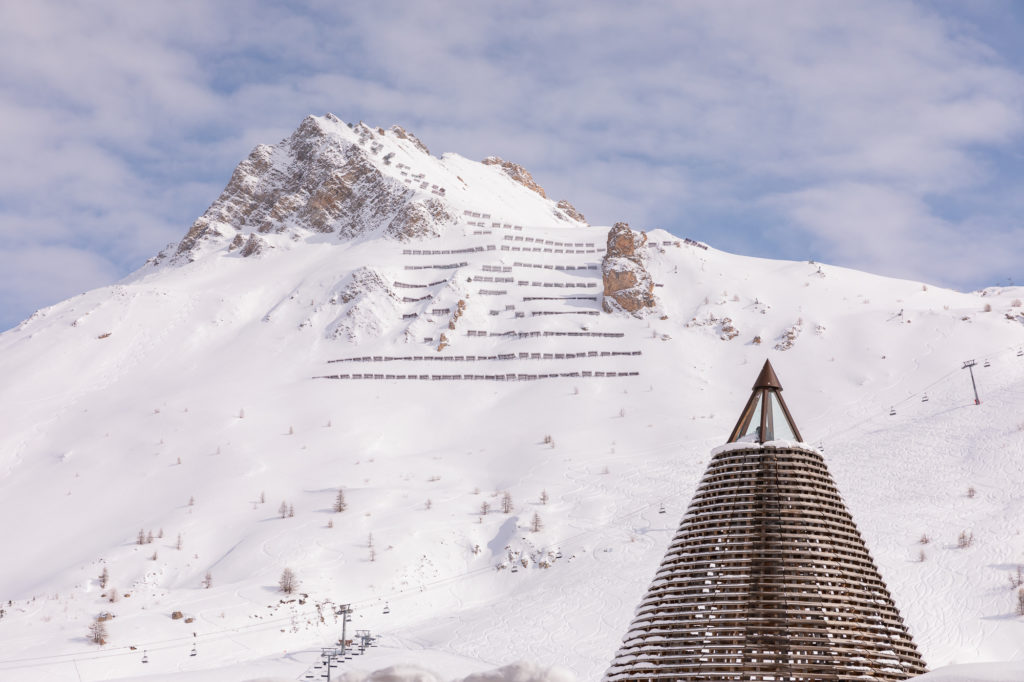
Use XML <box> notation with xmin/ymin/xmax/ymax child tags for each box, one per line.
<box><xmin>164</xmin><ymin>114</ymin><xmax>586</xmax><ymax>265</ymax></box>
<box><xmin>2</xmin><ymin>112</ymin><xmax>1024</xmax><ymax>682</ymax></box>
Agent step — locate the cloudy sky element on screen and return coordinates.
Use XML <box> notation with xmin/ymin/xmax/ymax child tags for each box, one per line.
<box><xmin>2</xmin><ymin>1</ymin><xmax>1023</xmax><ymax>330</ymax></box>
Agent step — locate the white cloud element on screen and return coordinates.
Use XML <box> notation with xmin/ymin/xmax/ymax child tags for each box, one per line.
<box><xmin>1</xmin><ymin>0</ymin><xmax>1022</xmax><ymax>326</ymax></box>
<box><xmin>0</xmin><ymin>246</ymin><xmax>120</xmax><ymax>330</ymax></box>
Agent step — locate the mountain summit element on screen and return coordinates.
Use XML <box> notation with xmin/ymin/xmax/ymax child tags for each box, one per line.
<box><xmin>167</xmin><ymin>115</ymin><xmax>587</xmax><ymax>264</ymax></box>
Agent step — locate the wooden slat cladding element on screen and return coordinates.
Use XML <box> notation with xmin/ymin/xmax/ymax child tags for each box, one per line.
<box><xmin>604</xmin><ymin>445</ymin><xmax>927</xmax><ymax>682</ymax></box>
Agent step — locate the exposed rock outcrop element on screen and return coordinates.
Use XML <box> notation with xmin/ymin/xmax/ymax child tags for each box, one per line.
<box><xmin>775</xmin><ymin>322</ymin><xmax>802</xmax><ymax>351</ymax></box>
<box><xmin>239</xmin><ymin>234</ymin><xmax>269</xmax><ymax>258</ymax></box>
<box><xmin>482</xmin><ymin>157</ymin><xmax>547</xmax><ymax>198</ymax></box>
<box><xmin>385</xmin><ymin>198</ymin><xmax>454</xmax><ymax>241</ymax></box>
<box><xmin>601</xmin><ymin>222</ymin><xmax>656</xmax><ymax>315</ymax></box>
<box><xmin>555</xmin><ymin>199</ymin><xmax>586</xmax><ymax>224</ymax></box>
<box><xmin>171</xmin><ymin>115</ymin><xmax>455</xmax><ymax>263</ymax></box>
<box><xmin>389</xmin><ymin>125</ymin><xmax>430</xmax><ymax>155</ymax></box>
<box><xmin>325</xmin><ymin>267</ymin><xmax>400</xmax><ymax>343</ymax></box>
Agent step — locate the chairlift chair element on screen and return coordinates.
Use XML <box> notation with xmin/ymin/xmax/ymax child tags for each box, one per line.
<box><xmin>382</xmin><ymin>602</ymin><xmax>390</xmax><ymax>614</ymax></box>
<box><xmin>142</xmin><ymin>652</ymin><xmax>149</xmax><ymax>664</ymax></box>
<box><xmin>658</xmin><ymin>503</ymin><xmax>666</xmax><ymax>514</ymax></box>
<box><xmin>190</xmin><ymin>645</ymin><xmax>197</xmax><ymax>657</ymax></box>
<box><xmin>1018</xmin><ymin>348</ymin><xmax>1023</xmax><ymax>357</ymax></box>
<box><xmin>983</xmin><ymin>359</ymin><xmax>991</xmax><ymax>367</ymax></box>
<box><xmin>921</xmin><ymin>394</ymin><xmax>929</xmax><ymax>402</ymax></box>
<box><xmin>889</xmin><ymin>406</ymin><xmax>896</xmax><ymax>416</ymax></box>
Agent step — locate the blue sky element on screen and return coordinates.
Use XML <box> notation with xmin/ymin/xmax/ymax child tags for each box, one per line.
<box><xmin>2</xmin><ymin>1</ymin><xmax>1023</xmax><ymax>330</ymax></box>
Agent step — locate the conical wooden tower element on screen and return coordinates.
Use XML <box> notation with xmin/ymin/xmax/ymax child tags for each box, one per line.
<box><xmin>605</xmin><ymin>360</ymin><xmax>927</xmax><ymax>682</ymax></box>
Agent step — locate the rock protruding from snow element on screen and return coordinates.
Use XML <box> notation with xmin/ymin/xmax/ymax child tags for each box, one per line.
<box><xmin>482</xmin><ymin>156</ymin><xmax>548</xmax><ymax>198</ymax></box>
<box><xmin>774</xmin><ymin>321</ymin><xmax>802</xmax><ymax>351</ymax></box>
<box><xmin>602</xmin><ymin>222</ymin><xmax>656</xmax><ymax>315</ymax></box>
<box><xmin>239</xmin><ymin>234</ymin><xmax>269</xmax><ymax>258</ymax></box>
<box><xmin>390</xmin><ymin>125</ymin><xmax>431</xmax><ymax>155</ymax></box>
<box><xmin>555</xmin><ymin>199</ymin><xmax>587</xmax><ymax>224</ymax></box>
<box><xmin>325</xmin><ymin>267</ymin><xmax>400</xmax><ymax>343</ymax></box>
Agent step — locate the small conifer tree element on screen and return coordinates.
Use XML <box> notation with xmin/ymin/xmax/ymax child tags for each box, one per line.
<box><xmin>333</xmin><ymin>489</ymin><xmax>347</xmax><ymax>513</ymax></box>
<box><xmin>88</xmin><ymin>618</ymin><xmax>107</xmax><ymax>645</ymax></box>
<box><xmin>531</xmin><ymin>512</ymin><xmax>543</xmax><ymax>533</ymax></box>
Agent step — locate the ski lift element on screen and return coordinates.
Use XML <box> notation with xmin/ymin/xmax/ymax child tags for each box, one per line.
<box><xmin>190</xmin><ymin>645</ymin><xmax>197</xmax><ymax>657</ymax></box>
<box><xmin>1017</xmin><ymin>348</ymin><xmax>1023</xmax><ymax>357</ymax></box>
<box><xmin>382</xmin><ymin>602</ymin><xmax>390</xmax><ymax>615</ymax></box>
<box><xmin>141</xmin><ymin>651</ymin><xmax>149</xmax><ymax>664</ymax></box>
<box><xmin>983</xmin><ymin>359</ymin><xmax>991</xmax><ymax>368</ymax></box>
<box><xmin>889</xmin><ymin>406</ymin><xmax>896</xmax><ymax>416</ymax></box>
<box><xmin>555</xmin><ymin>551</ymin><xmax>563</xmax><ymax>559</ymax></box>
<box><xmin>510</xmin><ymin>564</ymin><xmax>519</xmax><ymax>573</ymax></box>
<box><xmin>921</xmin><ymin>394</ymin><xmax>929</xmax><ymax>403</ymax></box>
<box><xmin>658</xmin><ymin>503</ymin><xmax>666</xmax><ymax>514</ymax></box>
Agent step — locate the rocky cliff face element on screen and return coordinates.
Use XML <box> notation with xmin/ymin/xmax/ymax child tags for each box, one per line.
<box><xmin>482</xmin><ymin>156</ymin><xmax>548</xmax><ymax>198</ymax></box>
<box><xmin>602</xmin><ymin>222</ymin><xmax>657</xmax><ymax>315</ymax></box>
<box><xmin>169</xmin><ymin>116</ymin><xmax>456</xmax><ymax>263</ymax></box>
<box><xmin>482</xmin><ymin>156</ymin><xmax>587</xmax><ymax>225</ymax></box>
<box><xmin>164</xmin><ymin>116</ymin><xmax>588</xmax><ymax>265</ymax></box>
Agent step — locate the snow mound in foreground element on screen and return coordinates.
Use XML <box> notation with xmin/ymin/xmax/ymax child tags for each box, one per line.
<box><xmin>337</xmin><ymin>662</ymin><xmax>576</xmax><ymax>682</ymax></box>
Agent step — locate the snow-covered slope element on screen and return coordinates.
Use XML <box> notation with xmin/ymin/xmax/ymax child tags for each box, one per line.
<box><xmin>0</xmin><ymin>116</ymin><xmax>1022</xmax><ymax>682</ymax></box>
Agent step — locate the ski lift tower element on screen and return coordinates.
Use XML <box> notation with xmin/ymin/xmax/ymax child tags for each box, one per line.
<box><xmin>354</xmin><ymin>629</ymin><xmax>375</xmax><ymax>651</ymax></box>
<box><xmin>962</xmin><ymin>359</ymin><xmax>981</xmax><ymax>405</ymax></box>
<box><xmin>336</xmin><ymin>604</ymin><xmax>353</xmax><ymax>655</ymax></box>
